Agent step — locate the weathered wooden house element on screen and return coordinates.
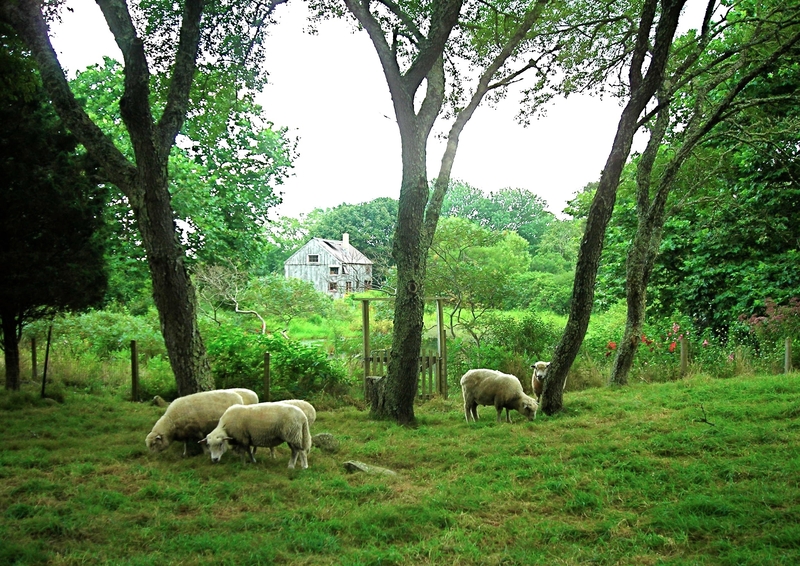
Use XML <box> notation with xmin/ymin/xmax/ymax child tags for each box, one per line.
<box><xmin>284</xmin><ymin>233</ymin><xmax>373</xmax><ymax>298</ymax></box>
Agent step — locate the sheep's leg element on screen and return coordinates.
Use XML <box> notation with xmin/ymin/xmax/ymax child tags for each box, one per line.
<box><xmin>299</xmin><ymin>449</ymin><xmax>309</xmax><ymax>469</ymax></box>
<box><xmin>248</xmin><ymin>445</ymin><xmax>257</xmax><ymax>464</ymax></box>
<box><xmin>288</xmin><ymin>447</ymin><xmax>299</xmax><ymax>469</ymax></box>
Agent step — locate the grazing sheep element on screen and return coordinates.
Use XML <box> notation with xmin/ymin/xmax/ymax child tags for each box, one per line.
<box><xmin>145</xmin><ymin>390</ymin><xmax>244</xmax><ymax>456</ymax></box>
<box><xmin>530</xmin><ymin>361</ymin><xmax>551</xmax><ymax>403</ymax></box>
<box><xmin>264</xmin><ymin>399</ymin><xmax>317</xmax><ymax>459</ymax></box>
<box><xmin>460</xmin><ymin>369</ymin><xmax>538</xmax><ymax>423</ymax></box>
<box><xmin>201</xmin><ymin>403</ymin><xmax>311</xmax><ymax>469</ymax></box>
<box><xmin>224</xmin><ymin>388</ymin><xmax>259</xmax><ymax>405</ymax></box>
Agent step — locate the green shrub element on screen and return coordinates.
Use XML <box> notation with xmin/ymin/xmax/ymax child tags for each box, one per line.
<box><xmin>204</xmin><ymin>325</ymin><xmax>348</xmax><ymax>398</ymax></box>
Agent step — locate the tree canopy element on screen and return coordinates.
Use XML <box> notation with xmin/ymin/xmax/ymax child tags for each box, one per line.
<box><xmin>0</xmin><ymin>21</ymin><xmax>107</xmax><ymax>390</ymax></box>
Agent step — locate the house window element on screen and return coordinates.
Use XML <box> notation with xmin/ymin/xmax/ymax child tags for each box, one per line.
<box><xmin>346</xmin><ymin>281</ymin><xmax>352</xmax><ymax>292</ymax></box>
<box><xmin>330</xmin><ymin>266</ymin><xmax>339</xmax><ymax>275</ymax></box>
<box><xmin>308</xmin><ymin>254</ymin><xmax>319</xmax><ymax>263</ymax></box>
<box><xmin>329</xmin><ymin>282</ymin><xmax>337</xmax><ymax>292</ymax></box>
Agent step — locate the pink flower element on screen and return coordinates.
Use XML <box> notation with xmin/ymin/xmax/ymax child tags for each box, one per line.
<box><xmin>702</xmin><ymin>339</ymin><xmax>709</xmax><ymax>347</ymax></box>
<box><xmin>607</xmin><ymin>341</ymin><xmax>617</xmax><ymax>350</ymax></box>
<box><xmin>672</xmin><ymin>322</ymin><xmax>680</xmax><ymax>334</ymax></box>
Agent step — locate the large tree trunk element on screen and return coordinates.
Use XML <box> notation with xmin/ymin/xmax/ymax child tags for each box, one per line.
<box><xmin>4</xmin><ymin>0</ymin><xmax>214</xmax><ymax>395</ymax></box>
<box><xmin>541</xmin><ymin>0</ymin><xmax>686</xmax><ymax>414</ymax></box>
<box><xmin>1</xmin><ymin>309</ymin><xmax>21</xmax><ymax>391</ymax></box>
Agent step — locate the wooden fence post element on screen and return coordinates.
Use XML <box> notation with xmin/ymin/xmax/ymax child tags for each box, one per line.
<box><xmin>31</xmin><ymin>337</ymin><xmax>37</xmax><ymax>380</ymax></box>
<box><xmin>785</xmin><ymin>337</ymin><xmax>792</xmax><ymax>373</ymax></box>
<box><xmin>264</xmin><ymin>352</ymin><xmax>271</xmax><ymax>402</ymax></box>
<box><xmin>41</xmin><ymin>324</ymin><xmax>53</xmax><ymax>399</ymax></box>
<box><xmin>680</xmin><ymin>336</ymin><xmax>689</xmax><ymax>376</ymax></box>
<box><xmin>436</xmin><ymin>298</ymin><xmax>447</xmax><ymax>399</ymax></box>
<box><xmin>131</xmin><ymin>340</ymin><xmax>139</xmax><ymax>402</ymax></box>
<box><xmin>361</xmin><ymin>299</ymin><xmax>371</xmax><ymax>398</ymax></box>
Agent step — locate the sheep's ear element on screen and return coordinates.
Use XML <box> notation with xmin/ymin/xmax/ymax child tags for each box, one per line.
<box><xmin>224</xmin><ymin>436</ymin><xmax>234</xmax><ymax>442</ymax></box>
<box><xmin>155</xmin><ymin>435</ymin><xmax>162</xmax><ymax>442</ymax></box>
<box><xmin>198</xmin><ymin>437</ymin><xmax>207</xmax><ymax>445</ymax></box>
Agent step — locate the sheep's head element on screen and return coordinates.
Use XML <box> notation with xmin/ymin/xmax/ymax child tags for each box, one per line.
<box><xmin>520</xmin><ymin>397</ymin><xmax>538</xmax><ymax>420</ymax></box>
<box><xmin>200</xmin><ymin>429</ymin><xmax>233</xmax><ymax>463</ymax></box>
<box><xmin>531</xmin><ymin>361</ymin><xmax>551</xmax><ymax>383</ymax></box>
<box><xmin>146</xmin><ymin>432</ymin><xmax>169</xmax><ymax>452</ymax></box>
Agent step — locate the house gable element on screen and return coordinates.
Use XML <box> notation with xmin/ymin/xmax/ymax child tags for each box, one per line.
<box><xmin>284</xmin><ymin>234</ymin><xmax>373</xmax><ymax>297</ymax></box>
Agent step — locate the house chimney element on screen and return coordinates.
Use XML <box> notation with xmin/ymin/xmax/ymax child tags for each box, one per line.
<box><xmin>342</xmin><ymin>233</ymin><xmax>349</xmax><ymax>247</ymax></box>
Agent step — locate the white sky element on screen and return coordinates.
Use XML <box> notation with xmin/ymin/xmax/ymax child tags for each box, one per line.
<box><xmin>50</xmin><ymin>1</ymin><xmax>708</xmax><ymax>220</ymax></box>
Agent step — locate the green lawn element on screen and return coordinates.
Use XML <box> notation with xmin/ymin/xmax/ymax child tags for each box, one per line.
<box><xmin>2</xmin><ymin>372</ymin><xmax>799</xmax><ymax>565</ymax></box>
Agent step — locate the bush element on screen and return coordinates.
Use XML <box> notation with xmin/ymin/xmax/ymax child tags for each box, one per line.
<box><xmin>445</xmin><ymin>311</ymin><xmax>560</xmax><ymax>394</ymax></box>
<box><xmin>205</xmin><ymin>325</ymin><xmax>349</xmax><ymax>398</ymax></box>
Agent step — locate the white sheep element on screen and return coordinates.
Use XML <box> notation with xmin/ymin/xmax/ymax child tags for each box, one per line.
<box><xmin>460</xmin><ymin>369</ymin><xmax>538</xmax><ymax>423</ymax></box>
<box><xmin>201</xmin><ymin>403</ymin><xmax>312</xmax><ymax>469</ymax></box>
<box><xmin>145</xmin><ymin>389</ymin><xmax>245</xmax><ymax>456</ymax></box>
<box><xmin>263</xmin><ymin>399</ymin><xmax>317</xmax><ymax>459</ymax></box>
<box><xmin>224</xmin><ymin>388</ymin><xmax>259</xmax><ymax>405</ymax></box>
<box><xmin>530</xmin><ymin>361</ymin><xmax>551</xmax><ymax>403</ymax></box>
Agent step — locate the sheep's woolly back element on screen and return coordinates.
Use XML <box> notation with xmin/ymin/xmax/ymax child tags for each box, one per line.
<box><xmin>146</xmin><ymin>390</ymin><xmax>244</xmax><ymax>451</ymax></box>
<box><xmin>460</xmin><ymin>369</ymin><xmax>537</xmax><ymax>422</ymax></box>
<box><xmin>461</xmin><ymin>369</ymin><xmax>524</xmax><ymax>404</ymax></box>
<box><xmin>277</xmin><ymin>399</ymin><xmax>316</xmax><ymax>427</ymax></box>
<box><xmin>225</xmin><ymin>388</ymin><xmax>259</xmax><ymax>405</ymax></box>
<box><xmin>218</xmin><ymin>403</ymin><xmax>311</xmax><ymax>452</ymax></box>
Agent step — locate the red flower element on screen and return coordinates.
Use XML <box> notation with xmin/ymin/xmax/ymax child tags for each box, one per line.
<box><xmin>669</xmin><ymin>341</ymin><xmax>677</xmax><ymax>353</ymax></box>
<box><xmin>607</xmin><ymin>341</ymin><xmax>617</xmax><ymax>350</ymax></box>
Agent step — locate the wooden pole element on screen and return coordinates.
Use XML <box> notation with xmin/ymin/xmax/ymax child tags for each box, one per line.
<box><xmin>436</xmin><ymin>298</ymin><xmax>447</xmax><ymax>398</ymax></box>
<box><xmin>131</xmin><ymin>340</ymin><xmax>139</xmax><ymax>402</ymax></box>
<box><xmin>41</xmin><ymin>324</ymin><xmax>53</xmax><ymax>399</ymax></box>
<box><xmin>785</xmin><ymin>337</ymin><xmax>792</xmax><ymax>373</ymax></box>
<box><xmin>31</xmin><ymin>337</ymin><xmax>37</xmax><ymax>380</ymax></box>
<box><xmin>680</xmin><ymin>336</ymin><xmax>689</xmax><ymax>375</ymax></box>
<box><xmin>264</xmin><ymin>352</ymin><xmax>271</xmax><ymax>402</ymax></box>
<box><xmin>361</xmin><ymin>299</ymin><xmax>371</xmax><ymax>397</ymax></box>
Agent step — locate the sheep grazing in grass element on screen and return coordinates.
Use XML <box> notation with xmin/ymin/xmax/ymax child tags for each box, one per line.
<box><xmin>264</xmin><ymin>400</ymin><xmax>317</xmax><ymax>459</ymax></box>
<box><xmin>530</xmin><ymin>361</ymin><xmax>551</xmax><ymax>403</ymax></box>
<box><xmin>201</xmin><ymin>403</ymin><xmax>312</xmax><ymax>469</ymax></box>
<box><xmin>460</xmin><ymin>369</ymin><xmax>538</xmax><ymax>423</ymax></box>
<box><xmin>145</xmin><ymin>389</ymin><xmax>246</xmax><ymax>456</ymax></box>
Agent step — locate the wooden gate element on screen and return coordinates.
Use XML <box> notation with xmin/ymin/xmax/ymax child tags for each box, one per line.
<box><xmin>367</xmin><ymin>349</ymin><xmax>445</xmax><ymax>399</ymax></box>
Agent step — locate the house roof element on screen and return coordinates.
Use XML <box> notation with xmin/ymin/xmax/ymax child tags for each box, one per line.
<box><xmin>285</xmin><ymin>237</ymin><xmax>373</xmax><ymax>265</ymax></box>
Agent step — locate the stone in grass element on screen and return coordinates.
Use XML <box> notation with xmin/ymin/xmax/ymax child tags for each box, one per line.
<box><xmin>312</xmin><ymin>433</ymin><xmax>339</xmax><ymax>453</ymax></box>
<box><xmin>343</xmin><ymin>460</ymin><xmax>399</xmax><ymax>477</ymax></box>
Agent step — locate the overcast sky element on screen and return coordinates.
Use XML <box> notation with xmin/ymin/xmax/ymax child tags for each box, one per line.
<box><xmin>50</xmin><ymin>1</ymin><xmax>707</xmax><ymax>220</ymax></box>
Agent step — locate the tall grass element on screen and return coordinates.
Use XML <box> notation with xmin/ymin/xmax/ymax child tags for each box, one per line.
<box><xmin>2</xmin><ymin>372</ymin><xmax>799</xmax><ymax>565</ymax></box>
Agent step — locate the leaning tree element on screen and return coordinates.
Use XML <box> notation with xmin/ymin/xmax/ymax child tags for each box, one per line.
<box><xmin>1</xmin><ymin>0</ymin><xmax>289</xmax><ymax>395</ymax></box>
<box><xmin>609</xmin><ymin>0</ymin><xmax>800</xmax><ymax>385</ymax></box>
<box><xmin>314</xmin><ymin>0</ymin><xmax>594</xmax><ymax>423</ymax></box>
<box><xmin>0</xmin><ymin>20</ymin><xmax>106</xmax><ymax>390</ymax></box>
<box><xmin>540</xmin><ymin>0</ymin><xmax>687</xmax><ymax>414</ymax></box>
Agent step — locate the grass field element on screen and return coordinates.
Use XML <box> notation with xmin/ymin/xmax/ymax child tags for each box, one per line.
<box><xmin>2</xmin><ymin>372</ymin><xmax>799</xmax><ymax>565</ymax></box>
